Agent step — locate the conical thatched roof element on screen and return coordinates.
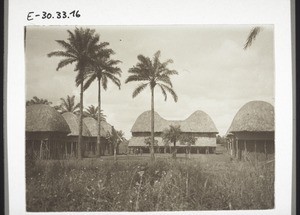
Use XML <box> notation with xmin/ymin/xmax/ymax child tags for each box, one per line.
<box><xmin>227</xmin><ymin>101</ymin><xmax>274</xmax><ymax>133</ymax></box>
<box><xmin>83</xmin><ymin>117</ymin><xmax>109</xmax><ymax>137</ymax></box>
<box><xmin>62</xmin><ymin>112</ymin><xmax>91</xmax><ymax>137</ymax></box>
<box><xmin>131</xmin><ymin>110</ymin><xmax>218</xmax><ymax>133</ymax></box>
<box><xmin>26</xmin><ymin>104</ymin><xmax>70</xmax><ymax>133</ymax></box>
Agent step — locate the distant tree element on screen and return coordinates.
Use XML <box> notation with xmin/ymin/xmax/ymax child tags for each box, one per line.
<box><xmin>216</xmin><ymin>135</ymin><xmax>227</xmax><ymax>145</ymax></box>
<box><xmin>83</xmin><ymin>105</ymin><xmax>106</xmax><ymax>121</ymax></box>
<box><xmin>244</xmin><ymin>27</ymin><xmax>262</xmax><ymax>50</ymax></box>
<box><xmin>26</xmin><ymin>96</ymin><xmax>52</xmax><ymax>106</ymax></box>
<box><xmin>56</xmin><ymin>95</ymin><xmax>80</xmax><ymax>114</ymax></box>
<box><xmin>126</xmin><ymin>50</ymin><xmax>178</xmax><ymax>161</ymax></box>
<box><xmin>162</xmin><ymin>125</ymin><xmax>182</xmax><ymax>158</ymax></box>
<box><xmin>180</xmin><ymin>134</ymin><xmax>196</xmax><ymax>159</ymax></box>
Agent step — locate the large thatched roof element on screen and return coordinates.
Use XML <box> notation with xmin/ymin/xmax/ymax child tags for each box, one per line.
<box><xmin>62</xmin><ymin>112</ymin><xmax>91</xmax><ymax>137</ymax></box>
<box><xmin>26</xmin><ymin>104</ymin><xmax>70</xmax><ymax>133</ymax></box>
<box><xmin>83</xmin><ymin>117</ymin><xmax>111</xmax><ymax>137</ymax></box>
<box><xmin>131</xmin><ymin>110</ymin><xmax>218</xmax><ymax>133</ymax></box>
<box><xmin>227</xmin><ymin>101</ymin><xmax>274</xmax><ymax>133</ymax></box>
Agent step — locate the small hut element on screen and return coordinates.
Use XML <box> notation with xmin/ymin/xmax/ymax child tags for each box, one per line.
<box><xmin>83</xmin><ymin>117</ymin><xmax>114</xmax><ymax>156</ymax></box>
<box><xmin>62</xmin><ymin>112</ymin><xmax>91</xmax><ymax>158</ymax></box>
<box><xmin>226</xmin><ymin>101</ymin><xmax>274</xmax><ymax>161</ymax></box>
<box><xmin>26</xmin><ymin>104</ymin><xmax>71</xmax><ymax>159</ymax></box>
<box><xmin>128</xmin><ymin>110</ymin><xmax>218</xmax><ymax>154</ymax></box>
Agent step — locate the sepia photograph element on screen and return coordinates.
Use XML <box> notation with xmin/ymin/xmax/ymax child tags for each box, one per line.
<box><xmin>24</xmin><ymin>25</ymin><xmax>275</xmax><ymax>212</ymax></box>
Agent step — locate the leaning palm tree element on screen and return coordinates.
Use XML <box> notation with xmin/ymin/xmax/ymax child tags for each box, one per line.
<box><xmin>47</xmin><ymin>27</ymin><xmax>100</xmax><ymax>159</ymax></box>
<box><xmin>162</xmin><ymin>125</ymin><xmax>182</xmax><ymax>158</ymax></box>
<box><xmin>83</xmin><ymin>105</ymin><xmax>106</xmax><ymax>121</ymax></box>
<box><xmin>26</xmin><ymin>96</ymin><xmax>52</xmax><ymax>106</ymax></box>
<box><xmin>83</xmin><ymin>45</ymin><xmax>122</xmax><ymax>157</ymax></box>
<box><xmin>57</xmin><ymin>95</ymin><xmax>80</xmax><ymax>114</ymax></box>
<box><xmin>125</xmin><ymin>50</ymin><xmax>178</xmax><ymax>161</ymax></box>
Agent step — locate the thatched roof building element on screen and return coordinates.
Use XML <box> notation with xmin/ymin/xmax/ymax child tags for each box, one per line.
<box><xmin>129</xmin><ymin>110</ymin><xmax>218</xmax><ymax>154</ymax></box>
<box><xmin>26</xmin><ymin>104</ymin><xmax>70</xmax><ymax>133</ymax></box>
<box><xmin>227</xmin><ymin>101</ymin><xmax>274</xmax><ymax>133</ymax></box>
<box><xmin>26</xmin><ymin>104</ymin><xmax>71</xmax><ymax>159</ymax></box>
<box><xmin>62</xmin><ymin>112</ymin><xmax>91</xmax><ymax>137</ymax></box>
<box><xmin>226</xmin><ymin>101</ymin><xmax>275</xmax><ymax>161</ymax></box>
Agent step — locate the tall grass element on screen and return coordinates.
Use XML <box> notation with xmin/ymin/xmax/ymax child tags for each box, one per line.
<box><xmin>26</xmin><ymin>157</ymin><xmax>274</xmax><ymax>211</ymax></box>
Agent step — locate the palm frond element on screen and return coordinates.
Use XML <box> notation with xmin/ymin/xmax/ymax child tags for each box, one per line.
<box><xmin>83</xmin><ymin>73</ymin><xmax>97</xmax><ymax>91</ymax></box>
<box><xmin>104</xmin><ymin>73</ymin><xmax>121</xmax><ymax>89</ymax></box>
<box><xmin>55</xmin><ymin>40</ymin><xmax>79</xmax><ymax>55</ymax></box>
<box><xmin>75</xmin><ymin>72</ymin><xmax>85</xmax><ymax>87</ymax></box>
<box><xmin>244</xmin><ymin>27</ymin><xmax>261</xmax><ymax>50</ymax></box>
<box><xmin>47</xmin><ymin>51</ymin><xmax>76</xmax><ymax>59</ymax></box>
<box><xmin>161</xmin><ymin>69</ymin><xmax>178</xmax><ymax>76</ymax></box>
<box><xmin>160</xmin><ymin>84</ymin><xmax>178</xmax><ymax>102</ymax></box>
<box><xmin>132</xmin><ymin>83</ymin><xmax>148</xmax><ymax>98</ymax></box>
<box><xmin>156</xmin><ymin>75</ymin><xmax>173</xmax><ymax>87</ymax></box>
<box><xmin>158</xmin><ymin>84</ymin><xmax>168</xmax><ymax>101</ymax></box>
<box><xmin>137</xmin><ymin>55</ymin><xmax>152</xmax><ymax>68</ymax></box>
<box><xmin>56</xmin><ymin>58</ymin><xmax>77</xmax><ymax>71</ymax></box>
<box><xmin>125</xmin><ymin>74</ymin><xmax>149</xmax><ymax>83</ymax></box>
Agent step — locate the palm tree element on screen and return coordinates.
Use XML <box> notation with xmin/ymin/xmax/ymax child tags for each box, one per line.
<box><xmin>244</xmin><ymin>27</ymin><xmax>262</xmax><ymax>50</ymax></box>
<box><xmin>125</xmin><ymin>50</ymin><xmax>178</xmax><ymax>161</ymax></box>
<box><xmin>83</xmin><ymin>46</ymin><xmax>122</xmax><ymax>157</ymax></box>
<box><xmin>26</xmin><ymin>96</ymin><xmax>52</xmax><ymax>106</ymax></box>
<box><xmin>162</xmin><ymin>125</ymin><xmax>182</xmax><ymax>158</ymax></box>
<box><xmin>47</xmin><ymin>27</ymin><xmax>100</xmax><ymax>159</ymax></box>
<box><xmin>57</xmin><ymin>95</ymin><xmax>80</xmax><ymax>114</ymax></box>
<box><xmin>83</xmin><ymin>105</ymin><xmax>106</xmax><ymax>121</ymax></box>
<box><xmin>180</xmin><ymin>134</ymin><xmax>196</xmax><ymax>159</ymax></box>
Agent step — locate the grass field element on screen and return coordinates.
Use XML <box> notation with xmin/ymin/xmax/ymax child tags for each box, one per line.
<box><xmin>26</xmin><ymin>146</ymin><xmax>274</xmax><ymax>212</ymax></box>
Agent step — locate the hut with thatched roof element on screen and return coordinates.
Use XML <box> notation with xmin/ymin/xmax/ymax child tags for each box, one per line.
<box><xmin>62</xmin><ymin>112</ymin><xmax>91</xmax><ymax>158</ymax></box>
<box><xmin>83</xmin><ymin>117</ymin><xmax>114</xmax><ymax>156</ymax></box>
<box><xmin>128</xmin><ymin>110</ymin><xmax>218</xmax><ymax>154</ymax></box>
<box><xmin>226</xmin><ymin>101</ymin><xmax>274</xmax><ymax>161</ymax></box>
<box><xmin>26</xmin><ymin>104</ymin><xmax>71</xmax><ymax>159</ymax></box>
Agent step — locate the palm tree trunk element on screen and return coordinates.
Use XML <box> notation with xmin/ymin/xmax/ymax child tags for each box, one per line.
<box><xmin>150</xmin><ymin>87</ymin><xmax>155</xmax><ymax>161</ymax></box>
<box><xmin>114</xmin><ymin>144</ymin><xmax>117</xmax><ymax>162</ymax></box>
<box><xmin>78</xmin><ymin>78</ymin><xmax>83</xmax><ymax>159</ymax></box>
<box><xmin>97</xmin><ymin>78</ymin><xmax>101</xmax><ymax>157</ymax></box>
<box><xmin>173</xmin><ymin>141</ymin><xmax>177</xmax><ymax>158</ymax></box>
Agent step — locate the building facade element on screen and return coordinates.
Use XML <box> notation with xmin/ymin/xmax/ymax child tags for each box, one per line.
<box><xmin>128</xmin><ymin>110</ymin><xmax>218</xmax><ymax>154</ymax></box>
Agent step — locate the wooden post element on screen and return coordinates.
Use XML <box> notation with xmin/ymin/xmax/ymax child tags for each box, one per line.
<box><xmin>40</xmin><ymin>141</ymin><xmax>43</xmax><ymax>159</ymax></box>
<box><xmin>254</xmin><ymin>140</ymin><xmax>257</xmax><ymax>161</ymax></box>
<box><xmin>236</xmin><ymin>139</ymin><xmax>238</xmax><ymax>159</ymax></box>
<box><xmin>264</xmin><ymin>140</ymin><xmax>267</xmax><ymax>160</ymax></box>
<box><xmin>71</xmin><ymin>142</ymin><xmax>73</xmax><ymax>157</ymax></box>
<box><xmin>244</xmin><ymin>140</ymin><xmax>247</xmax><ymax>160</ymax></box>
<box><xmin>65</xmin><ymin>142</ymin><xmax>67</xmax><ymax>158</ymax></box>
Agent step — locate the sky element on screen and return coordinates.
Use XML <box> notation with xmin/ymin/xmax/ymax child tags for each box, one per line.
<box><xmin>25</xmin><ymin>25</ymin><xmax>274</xmax><ymax>139</ymax></box>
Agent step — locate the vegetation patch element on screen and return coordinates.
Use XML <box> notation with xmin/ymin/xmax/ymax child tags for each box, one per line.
<box><xmin>26</xmin><ymin>156</ymin><xmax>274</xmax><ymax>212</ymax></box>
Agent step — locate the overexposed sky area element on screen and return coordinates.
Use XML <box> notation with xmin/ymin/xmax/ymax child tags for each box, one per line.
<box><xmin>25</xmin><ymin>25</ymin><xmax>274</xmax><ymax>138</ymax></box>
